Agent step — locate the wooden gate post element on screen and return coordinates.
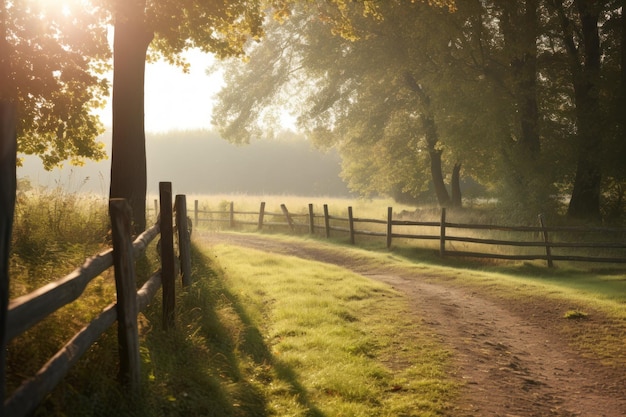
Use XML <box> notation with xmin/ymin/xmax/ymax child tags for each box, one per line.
<box><xmin>175</xmin><ymin>195</ymin><xmax>192</xmax><ymax>287</ymax></box>
<box><xmin>538</xmin><ymin>214</ymin><xmax>554</xmax><ymax>268</ymax></box>
<box><xmin>159</xmin><ymin>182</ymin><xmax>175</xmax><ymax>330</ymax></box>
<box><xmin>348</xmin><ymin>206</ymin><xmax>355</xmax><ymax>245</ymax></box>
<box><xmin>280</xmin><ymin>204</ymin><xmax>295</xmax><ymax>232</ymax></box>
<box><xmin>0</xmin><ymin>102</ymin><xmax>17</xmax><ymax>417</ymax></box>
<box><xmin>194</xmin><ymin>200</ymin><xmax>199</xmax><ymax>230</ymax></box>
<box><xmin>386</xmin><ymin>207</ymin><xmax>393</xmax><ymax>249</ymax></box>
<box><xmin>323</xmin><ymin>204</ymin><xmax>330</xmax><ymax>238</ymax></box>
<box><xmin>229</xmin><ymin>201</ymin><xmax>235</xmax><ymax>229</ymax></box>
<box><xmin>308</xmin><ymin>204</ymin><xmax>315</xmax><ymax>235</ymax></box>
<box><xmin>109</xmin><ymin>199</ymin><xmax>141</xmax><ymax>391</ymax></box>
<box><xmin>439</xmin><ymin>208</ymin><xmax>447</xmax><ymax>257</ymax></box>
<box><xmin>258</xmin><ymin>202</ymin><xmax>266</xmax><ymax>230</ymax></box>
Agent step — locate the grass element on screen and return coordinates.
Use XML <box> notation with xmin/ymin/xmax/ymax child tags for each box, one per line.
<box><xmin>201</xmin><ymin>230</ymin><xmax>626</xmax><ymax>371</ymax></box>
<box><xmin>7</xmin><ymin>191</ymin><xmax>626</xmax><ymax>416</ymax></box>
<box><xmin>207</xmin><ymin>244</ymin><xmax>455</xmax><ymax>416</ymax></box>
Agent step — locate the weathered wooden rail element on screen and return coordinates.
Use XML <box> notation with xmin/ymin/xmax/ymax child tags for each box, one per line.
<box><xmin>193</xmin><ymin>201</ymin><xmax>626</xmax><ymax>267</ymax></box>
<box><xmin>1</xmin><ymin>182</ymin><xmax>192</xmax><ymax>417</ymax></box>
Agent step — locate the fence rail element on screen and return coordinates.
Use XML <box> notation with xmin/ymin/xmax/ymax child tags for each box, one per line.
<box><xmin>190</xmin><ymin>201</ymin><xmax>626</xmax><ymax>267</ymax></box>
<box><xmin>2</xmin><ymin>182</ymin><xmax>192</xmax><ymax>417</ymax></box>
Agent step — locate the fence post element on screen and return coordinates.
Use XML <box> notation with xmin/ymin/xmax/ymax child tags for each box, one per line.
<box><xmin>439</xmin><ymin>208</ymin><xmax>447</xmax><ymax>257</ymax></box>
<box><xmin>175</xmin><ymin>195</ymin><xmax>192</xmax><ymax>287</ymax></box>
<box><xmin>258</xmin><ymin>202</ymin><xmax>266</xmax><ymax>230</ymax></box>
<box><xmin>308</xmin><ymin>204</ymin><xmax>315</xmax><ymax>235</ymax></box>
<box><xmin>280</xmin><ymin>204</ymin><xmax>295</xmax><ymax>232</ymax></box>
<box><xmin>386</xmin><ymin>207</ymin><xmax>393</xmax><ymax>249</ymax></box>
<box><xmin>0</xmin><ymin>101</ymin><xmax>17</xmax><ymax>416</ymax></box>
<box><xmin>194</xmin><ymin>200</ymin><xmax>199</xmax><ymax>230</ymax></box>
<box><xmin>109</xmin><ymin>199</ymin><xmax>141</xmax><ymax>391</ymax></box>
<box><xmin>159</xmin><ymin>182</ymin><xmax>176</xmax><ymax>330</ymax></box>
<box><xmin>538</xmin><ymin>214</ymin><xmax>554</xmax><ymax>268</ymax></box>
<box><xmin>323</xmin><ymin>204</ymin><xmax>330</xmax><ymax>238</ymax></box>
<box><xmin>153</xmin><ymin>199</ymin><xmax>158</xmax><ymax>221</ymax></box>
<box><xmin>229</xmin><ymin>201</ymin><xmax>235</xmax><ymax>229</ymax></box>
<box><xmin>348</xmin><ymin>206</ymin><xmax>355</xmax><ymax>244</ymax></box>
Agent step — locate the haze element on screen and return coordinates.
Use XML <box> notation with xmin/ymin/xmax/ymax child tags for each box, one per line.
<box><xmin>17</xmin><ymin>130</ymin><xmax>350</xmax><ymax>198</ymax></box>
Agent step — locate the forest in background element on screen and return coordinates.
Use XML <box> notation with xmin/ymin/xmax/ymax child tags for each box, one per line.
<box><xmin>17</xmin><ymin>130</ymin><xmax>351</xmax><ymax>198</ymax></box>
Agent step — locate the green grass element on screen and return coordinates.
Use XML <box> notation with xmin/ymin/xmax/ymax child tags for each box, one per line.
<box><xmin>10</xmin><ymin>238</ymin><xmax>455</xmax><ymax>416</ymax></box>
<box><xmin>8</xmin><ymin>192</ymin><xmax>626</xmax><ymax>416</ymax></box>
<box><xmin>205</xmin><ymin>243</ymin><xmax>455</xmax><ymax>416</ymax></box>
<box><xmin>203</xmin><ymin>231</ymin><xmax>626</xmax><ymax>371</ymax></box>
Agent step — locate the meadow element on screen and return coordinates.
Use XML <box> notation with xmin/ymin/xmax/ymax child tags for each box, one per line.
<box><xmin>6</xmin><ymin>191</ymin><xmax>626</xmax><ymax>416</ymax></box>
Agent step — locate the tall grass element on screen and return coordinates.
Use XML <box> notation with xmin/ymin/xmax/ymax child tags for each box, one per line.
<box><xmin>11</xmin><ymin>187</ymin><xmax>110</xmax><ymax>296</ymax></box>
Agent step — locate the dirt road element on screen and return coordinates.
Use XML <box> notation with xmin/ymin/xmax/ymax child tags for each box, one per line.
<box><xmin>198</xmin><ymin>231</ymin><xmax>626</xmax><ymax>416</ymax></box>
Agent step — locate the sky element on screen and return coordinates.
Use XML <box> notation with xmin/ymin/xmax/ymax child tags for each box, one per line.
<box><xmin>17</xmin><ymin>49</ymin><xmax>303</xmax><ymax>194</ymax></box>
<box><xmin>97</xmin><ymin>49</ymin><xmax>224</xmax><ymax>133</ymax></box>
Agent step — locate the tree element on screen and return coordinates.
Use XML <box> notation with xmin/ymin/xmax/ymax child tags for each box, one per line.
<box><xmin>107</xmin><ymin>0</ymin><xmax>267</xmax><ymax>233</ymax></box>
<box><xmin>543</xmin><ymin>0</ymin><xmax>625</xmax><ymax>221</ymax></box>
<box><xmin>214</xmin><ymin>1</ymin><xmax>473</xmax><ymax>207</ymax></box>
<box><xmin>547</xmin><ymin>0</ymin><xmax>603</xmax><ymax>220</ymax></box>
<box><xmin>5</xmin><ymin>0</ymin><xmax>114</xmax><ymax>404</ymax></box>
<box><xmin>214</xmin><ymin>0</ymin><xmax>624</xmax><ymax>221</ymax></box>
<box><xmin>1</xmin><ymin>0</ymin><xmax>110</xmax><ymax>169</ymax></box>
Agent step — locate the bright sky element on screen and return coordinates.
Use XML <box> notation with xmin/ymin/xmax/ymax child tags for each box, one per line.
<box><xmin>98</xmin><ymin>49</ymin><xmax>225</xmax><ymax>133</ymax></box>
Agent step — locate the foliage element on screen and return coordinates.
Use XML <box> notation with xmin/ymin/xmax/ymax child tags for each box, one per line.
<box><xmin>1</xmin><ymin>0</ymin><xmax>110</xmax><ymax>169</ymax></box>
<box><xmin>213</xmin><ymin>0</ymin><xmax>625</xmax><ymax>221</ymax></box>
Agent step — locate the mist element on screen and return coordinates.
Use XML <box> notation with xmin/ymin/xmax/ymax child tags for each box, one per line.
<box><xmin>17</xmin><ymin>130</ymin><xmax>351</xmax><ymax>197</ymax></box>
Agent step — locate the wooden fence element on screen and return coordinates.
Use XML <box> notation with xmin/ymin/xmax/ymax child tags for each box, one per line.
<box><xmin>192</xmin><ymin>201</ymin><xmax>626</xmax><ymax>267</ymax></box>
<box><xmin>2</xmin><ymin>182</ymin><xmax>192</xmax><ymax>417</ymax></box>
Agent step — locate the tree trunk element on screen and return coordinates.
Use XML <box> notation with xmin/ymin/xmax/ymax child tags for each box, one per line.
<box><xmin>451</xmin><ymin>162</ymin><xmax>462</xmax><ymax>208</ymax></box>
<box><xmin>517</xmin><ymin>0</ymin><xmax>540</xmax><ymax>156</ymax></box>
<box><xmin>1</xmin><ymin>4</ymin><xmax>16</xmax><ymax>409</ymax></box>
<box><xmin>0</xmin><ymin>102</ymin><xmax>16</xmax><ymax>417</ymax></box>
<box><xmin>429</xmin><ymin>148</ymin><xmax>451</xmax><ymax>207</ymax></box>
<box><xmin>404</xmin><ymin>71</ymin><xmax>451</xmax><ymax>207</ymax></box>
<box><xmin>564</xmin><ymin>0</ymin><xmax>603</xmax><ymax>220</ymax></box>
<box><xmin>109</xmin><ymin>0</ymin><xmax>153</xmax><ymax>234</ymax></box>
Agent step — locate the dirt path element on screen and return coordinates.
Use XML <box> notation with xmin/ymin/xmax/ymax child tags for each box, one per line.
<box><xmin>197</xmin><ymin>231</ymin><xmax>626</xmax><ymax>416</ymax></box>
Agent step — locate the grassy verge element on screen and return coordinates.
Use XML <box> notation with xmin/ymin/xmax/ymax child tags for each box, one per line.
<box><xmin>193</xmin><ymin>231</ymin><xmax>626</xmax><ymax>373</ymax></box>
<box><xmin>200</xmin><ymin>243</ymin><xmax>456</xmax><ymax>416</ymax></box>
<box><xmin>247</xmin><ymin>233</ymin><xmax>626</xmax><ymax>370</ymax></box>
<box><xmin>18</xmin><ymin>241</ymin><xmax>454</xmax><ymax>416</ymax></box>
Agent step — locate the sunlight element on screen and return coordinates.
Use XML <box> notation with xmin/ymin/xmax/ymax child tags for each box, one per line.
<box><xmin>61</xmin><ymin>4</ymin><xmax>71</xmax><ymax>17</ymax></box>
<box><xmin>33</xmin><ymin>0</ymin><xmax>77</xmax><ymax>19</ymax></box>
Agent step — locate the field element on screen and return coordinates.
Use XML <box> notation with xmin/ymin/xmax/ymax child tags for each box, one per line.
<box><xmin>6</xmin><ymin>192</ymin><xmax>626</xmax><ymax>416</ymax></box>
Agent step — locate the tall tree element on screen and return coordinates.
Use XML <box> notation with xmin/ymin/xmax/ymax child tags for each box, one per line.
<box><xmin>214</xmin><ymin>1</ymin><xmax>470</xmax><ymax>207</ymax></box>
<box><xmin>0</xmin><ymin>2</ymin><xmax>14</xmax><ymax>408</ymax></box>
<box><xmin>107</xmin><ymin>0</ymin><xmax>266</xmax><ymax>233</ymax></box>
<box><xmin>109</xmin><ymin>0</ymin><xmax>153</xmax><ymax>235</ymax></box>
<box><xmin>549</xmin><ymin>0</ymin><xmax>605</xmax><ymax>220</ymax></box>
<box><xmin>214</xmin><ymin>0</ymin><xmax>624</xmax><ymax>220</ymax></box>
<box><xmin>1</xmin><ymin>0</ymin><xmax>109</xmax><ymax>404</ymax></box>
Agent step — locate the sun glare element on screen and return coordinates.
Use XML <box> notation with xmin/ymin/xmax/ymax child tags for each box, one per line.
<box><xmin>34</xmin><ymin>0</ymin><xmax>76</xmax><ymax>19</ymax></box>
<box><xmin>61</xmin><ymin>4</ymin><xmax>71</xmax><ymax>17</ymax></box>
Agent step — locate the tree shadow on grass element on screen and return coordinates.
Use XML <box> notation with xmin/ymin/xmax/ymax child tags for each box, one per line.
<box><xmin>138</xmin><ymin>243</ymin><xmax>325</xmax><ymax>417</ymax></box>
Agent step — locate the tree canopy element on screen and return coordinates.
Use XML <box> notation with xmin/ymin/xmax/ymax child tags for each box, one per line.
<box><xmin>213</xmin><ymin>0</ymin><xmax>626</xmax><ymax>222</ymax></box>
<box><xmin>1</xmin><ymin>0</ymin><xmax>110</xmax><ymax>169</ymax></box>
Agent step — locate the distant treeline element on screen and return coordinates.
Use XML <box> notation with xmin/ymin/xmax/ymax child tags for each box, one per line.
<box><xmin>17</xmin><ymin>130</ymin><xmax>352</xmax><ymax>197</ymax></box>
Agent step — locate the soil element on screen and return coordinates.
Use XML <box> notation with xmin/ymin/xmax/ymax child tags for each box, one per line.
<box><xmin>197</xmin><ymin>231</ymin><xmax>626</xmax><ymax>416</ymax></box>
